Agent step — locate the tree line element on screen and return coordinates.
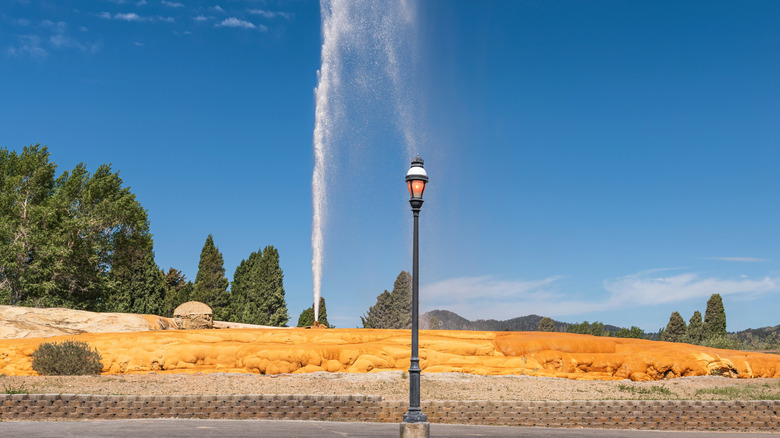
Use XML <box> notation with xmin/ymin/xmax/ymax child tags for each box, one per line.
<box><xmin>0</xmin><ymin>145</ymin><xmax>305</xmax><ymax>325</ymax></box>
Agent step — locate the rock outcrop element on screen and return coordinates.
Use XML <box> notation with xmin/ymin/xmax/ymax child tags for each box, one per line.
<box><xmin>0</xmin><ymin>305</ymin><xmax>175</xmax><ymax>340</ymax></box>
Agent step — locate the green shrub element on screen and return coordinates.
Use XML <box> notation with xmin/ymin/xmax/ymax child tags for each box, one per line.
<box><xmin>700</xmin><ymin>335</ymin><xmax>742</xmax><ymax>350</ymax></box>
<box><xmin>31</xmin><ymin>340</ymin><xmax>103</xmax><ymax>376</ymax></box>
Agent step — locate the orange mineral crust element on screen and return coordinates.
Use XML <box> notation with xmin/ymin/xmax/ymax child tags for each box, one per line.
<box><xmin>1</xmin><ymin>329</ymin><xmax>778</xmax><ymax>381</ymax></box>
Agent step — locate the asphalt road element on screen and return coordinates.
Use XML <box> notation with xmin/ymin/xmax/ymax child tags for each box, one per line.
<box><xmin>0</xmin><ymin>420</ymin><xmax>776</xmax><ymax>438</ymax></box>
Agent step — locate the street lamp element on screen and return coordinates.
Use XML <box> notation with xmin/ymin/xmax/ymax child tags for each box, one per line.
<box><xmin>401</xmin><ymin>154</ymin><xmax>429</xmax><ymax>436</ymax></box>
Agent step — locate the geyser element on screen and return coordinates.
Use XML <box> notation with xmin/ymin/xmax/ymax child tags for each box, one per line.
<box><xmin>311</xmin><ymin>0</ymin><xmax>419</xmax><ymax>320</ymax></box>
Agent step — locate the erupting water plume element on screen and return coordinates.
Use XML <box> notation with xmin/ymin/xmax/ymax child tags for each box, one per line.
<box><xmin>311</xmin><ymin>0</ymin><xmax>419</xmax><ymax>320</ymax></box>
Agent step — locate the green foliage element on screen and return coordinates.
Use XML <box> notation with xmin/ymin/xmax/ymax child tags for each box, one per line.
<box><xmin>30</xmin><ymin>340</ymin><xmax>103</xmax><ymax>376</ymax></box>
<box><xmin>106</xmin><ymin>250</ymin><xmax>165</xmax><ymax>315</ymax></box>
<box><xmin>662</xmin><ymin>311</ymin><xmax>687</xmax><ymax>343</ymax></box>
<box><xmin>617</xmin><ymin>384</ymin><xmax>672</xmax><ymax>396</ymax></box>
<box><xmin>160</xmin><ymin>268</ymin><xmax>192</xmax><ymax>317</ymax></box>
<box><xmin>538</xmin><ymin>317</ymin><xmax>556</xmax><ymax>332</ymax></box>
<box><xmin>694</xmin><ymin>385</ymin><xmax>780</xmax><ymax>400</ymax></box>
<box><xmin>361</xmin><ymin>271</ymin><xmax>412</xmax><ymax>329</ymax></box>
<box><xmin>704</xmin><ymin>293</ymin><xmax>727</xmax><ymax>339</ymax></box>
<box><xmin>297</xmin><ymin>297</ymin><xmax>331</xmax><ymax>327</ymax></box>
<box><xmin>0</xmin><ymin>145</ymin><xmax>152</xmax><ymax>310</ymax></box>
<box><xmin>615</xmin><ymin>326</ymin><xmax>645</xmax><ymax>339</ymax></box>
<box><xmin>191</xmin><ymin>235</ymin><xmax>230</xmax><ymax>319</ymax></box>
<box><xmin>566</xmin><ymin>321</ymin><xmax>607</xmax><ymax>336</ymax></box>
<box><xmin>230</xmin><ymin>246</ymin><xmax>289</xmax><ymax>326</ymax></box>
<box><xmin>3</xmin><ymin>383</ymin><xmax>31</xmax><ymax>395</ymax></box>
<box><xmin>685</xmin><ymin>311</ymin><xmax>704</xmax><ymax>344</ymax></box>
<box><xmin>700</xmin><ymin>334</ymin><xmax>741</xmax><ymax>350</ymax></box>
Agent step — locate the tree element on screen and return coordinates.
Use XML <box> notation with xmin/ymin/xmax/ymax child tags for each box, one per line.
<box><xmin>191</xmin><ymin>235</ymin><xmax>230</xmax><ymax>319</ymax></box>
<box><xmin>662</xmin><ymin>311</ymin><xmax>687</xmax><ymax>342</ymax></box>
<box><xmin>160</xmin><ymin>268</ymin><xmax>191</xmax><ymax>317</ymax></box>
<box><xmin>685</xmin><ymin>310</ymin><xmax>704</xmax><ymax>345</ymax></box>
<box><xmin>360</xmin><ymin>271</ymin><xmax>412</xmax><ymax>329</ymax></box>
<box><xmin>297</xmin><ymin>297</ymin><xmax>331</xmax><ymax>327</ymax></box>
<box><xmin>0</xmin><ymin>145</ymin><xmax>151</xmax><ymax>310</ymax></box>
<box><xmin>703</xmin><ymin>293</ymin><xmax>727</xmax><ymax>339</ymax></box>
<box><xmin>615</xmin><ymin>326</ymin><xmax>645</xmax><ymax>339</ymax></box>
<box><xmin>229</xmin><ymin>250</ymin><xmax>262</xmax><ymax>323</ymax></box>
<box><xmin>252</xmin><ymin>246</ymin><xmax>289</xmax><ymax>326</ymax></box>
<box><xmin>106</xmin><ymin>250</ymin><xmax>166</xmax><ymax>315</ymax></box>
<box><xmin>389</xmin><ymin>271</ymin><xmax>412</xmax><ymax>329</ymax></box>
<box><xmin>538</xmin><ymin>317</ymin><xmax>556</xmax><ymax>332</ymax></box>
<box><xmin>361</xmin><ymin>290</ymin><xmax>393</xmax><ymax>328</ymax></box>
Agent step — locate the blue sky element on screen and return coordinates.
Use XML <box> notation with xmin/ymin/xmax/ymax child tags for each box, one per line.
<box><xmin>2</xmin><ymin>1</ymin><xmax>779</xmax><ymax>332</ymax></box>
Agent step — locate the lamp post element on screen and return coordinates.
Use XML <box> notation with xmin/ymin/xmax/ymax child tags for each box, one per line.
<box><xmin>401</xmin><ymin>154</ymin><xmax>429</xmax><ymax>437</ymax></box>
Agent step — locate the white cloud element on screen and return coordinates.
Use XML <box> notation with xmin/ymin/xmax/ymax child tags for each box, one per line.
<box><xmin>212</xmin><ymin>5</ymin><xmax>225</xmax><ymax>13</ymax></box>
<box><xmin>216</xmin><ymin>17</ymin><xmax>265</xmax><ymax>30</ymax></box>
<box><xmin>134</xmin><ymin>41</ymin><xmax>144</xmax><ymax>47</ymax></box>
<box><xmin>706</xmin><ymin>257</ymin><xmax>769</xmax><ymax>263</ymax></box>
<box><xmin>603</xmin><ymin>269</ymin><xmax>780</xmax><ymax>306</ymax></box>
<box><xmin>161</xmin><ymin>0</ymin><xmax>183</xmax><ymax>7</ymax></box>
<box><xmin>7</xmin><ymin>34</ymin><xmax>47</xmax><ymax>58</ymax></box>
<box><xmin>248</xmin><ymin>9</ymin><xmax>291</xmax><ymax>19</ymax></box>
<box><xmin>115</xmin><ymin>12</ymin><xmax>142</xmax><ymax>21</ymax></box>
<box><xmin>421</xmin><ymin>269</ymin><xmax>780</xmax><ymax>321</ymax></box>
<box><xmin>193</xmin><ymin>15</ymin><xmax>208</xmax><ymax>22</ymax></box>
<box><xmin>16</xmin><ymin>18</ymin><xmax>31</xmax><ymax>26</ymax></box>
<box><xmin>136</xmin><ymin>0</ymin><xmax>147</xmax><ymax>5</ymax></box>
<box><xmin>97</xmin><ymin>12</ymin><xmax>112</xmax><ymax>19</ymax></box>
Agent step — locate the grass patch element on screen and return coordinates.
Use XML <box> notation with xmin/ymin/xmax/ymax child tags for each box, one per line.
<box><xmin>3</xmin><ymin>383</ymin><xmax>31</xmax><ymax>395</ymax></box>
<box><xmin>694</xmin><ymin>385</ymin><xmax>780</xmax><ymax>400</ymax></box>
<box><xmin>618</xmin><ymin>384</ymin><xmax>672</xmax><ymax>396</ymax></box>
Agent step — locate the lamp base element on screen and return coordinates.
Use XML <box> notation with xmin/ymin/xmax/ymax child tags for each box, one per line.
<box><xmin>400</xmin><ymin>422</ymin><xmax>430</xmax><ymax>438</ymax></box>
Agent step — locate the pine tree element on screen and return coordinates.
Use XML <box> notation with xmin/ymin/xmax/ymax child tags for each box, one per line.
<box><xmin>389</xmin><ymin>271</ymin><xmax>412</xmax><ymax>329</ymax></box>
<box><xmin>538</xmin><ymin>317</ymin><xmax>556</xmax><ymax>332</ymax></box>
<box><xmin>297</xmin><ymin>297</ymin><xmax>331</xmax><ymax>327</ymax></box>
<box><xmin>686</xmin><ymin>310</ymin><xmax>704</xmax><ymax>345</ymax></box>
<box><xmin>230</xmin><ymin>251</ymin><xmax>262</xmax><ymax>323</ymax></box>
<box><xmin>161</xmin><ymin>268</ymin><xmax>191</xmax><ymax>317</ymax></box>
<box><xmin>703</xmin><ymin>293</ymin><xmax>727</xmax><ymax>339</ymax></box>
<box><xmin>191</xmin><ymin>235</ymin><xmax>230</xmax><ymax>319</ymax></box>
<box><xmin>249</xmin><ymin>246</ymin><xmax>289</xmax><ymax>326</ymax></box>
<box><xmin>663</xmin><ymin>311</ymin><xmax>687</xmax><ymax>342</ymax></box>
<box><xmin>361</xmin><ymin>290</ymin><xmax>392</xmax><ymax>328</ymax></box>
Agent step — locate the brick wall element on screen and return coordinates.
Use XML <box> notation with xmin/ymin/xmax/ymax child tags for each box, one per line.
<box><xmin>1</xmin><ymin>394</ymin><xmax>778</xmax><ymax>431</ymax></box>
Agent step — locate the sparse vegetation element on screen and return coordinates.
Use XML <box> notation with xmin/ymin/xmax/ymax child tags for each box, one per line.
<box><xmin>31</xmin><ymin>340</ymin><xmax>103</xmax><ymax>376</ymax></box>
<box><xmin>617</xmin><ymin>384</ymin><xmax>672</xmax><ymax>396</ymax></box>
<box><xmin>694</xmin><ymin>383</ymin><xmax>780</xmax><ymax>400</ymax></box>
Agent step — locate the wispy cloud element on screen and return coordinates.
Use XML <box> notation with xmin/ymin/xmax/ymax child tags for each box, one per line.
<box><xmin>98</xmin><ymin>12</ymin><xmax>174</xmax><ymax>23</ymax></box>
<box><xmin>603</xmin><ymin>269</ymin><xmax>780</xmax><ymax>306</ymax></box>
<box><xmin>161</xmin><ymin>0</ymin><xmax>184</xmax><ymax>7</ymax></box>
<box><xmin>421</xmin><ymin>269</ymin><xmax>780</xmax><ymax>321</ymax></box>
<box><xmin>216</xmin><ymin>17</ymin><xmax>265</xmax><ymax>31</ymax></box>
<box><xmin>212</xmin><ymin>5</ymin><xmax>225</xmax><ymax>13</ymax></box>
<box><xmin>706</xmin><ymin>257</ymin><xmax>769</xmax><ymax>263</ymax></box>
<box><xmin>7</xmin><ymin>34</ymin><xmax>47</xmax><ymax>57</ymax></box>
<box><xmin>248</xmin><ymin>9</ymin><xmax>292</xmax><ymax>19</ymax></box>
<box><xmin>193</xmin><ymin>15</ymin><xmax>208</xmax><ymax>22</ymax></box>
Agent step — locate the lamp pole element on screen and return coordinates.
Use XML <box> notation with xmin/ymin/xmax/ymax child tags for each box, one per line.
<box><xmin>402</xmin><ymin>155</ymin><xmax>429</xmax><ymax>432</ymax></box>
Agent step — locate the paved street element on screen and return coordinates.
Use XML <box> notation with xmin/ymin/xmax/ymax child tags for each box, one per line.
<box><xmin>0</xmin><ymin>420</ymin><xmax>776</xmax><ymax>438</ymax></box>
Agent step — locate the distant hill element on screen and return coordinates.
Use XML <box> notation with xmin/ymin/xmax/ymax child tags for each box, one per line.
<box><xmin>421</xmin><ymin>309</ymin><xmax>779</xmax><ymax>347</ymax></box>
<box><xmin>420</xmin><ymin>309</ymin><xmax>618</xmax><ymax>333</ymax></box>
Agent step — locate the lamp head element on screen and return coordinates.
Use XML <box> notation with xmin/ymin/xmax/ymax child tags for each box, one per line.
<box><xmin>405</xmin><ymin>154</ymin><xmax>428</xmax><ymax>200</ymax></box>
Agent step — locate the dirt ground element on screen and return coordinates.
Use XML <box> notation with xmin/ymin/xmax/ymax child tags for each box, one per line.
<box><xmin>3</xmin><ymin>371</ymin><xmax>780</xmax><ymax>402</ymax></box>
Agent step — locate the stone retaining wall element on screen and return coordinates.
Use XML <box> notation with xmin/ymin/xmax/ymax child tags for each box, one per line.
<box><xmin>1</xmin><ymin>394</ymin><xmax>778</xmax><ymax>431</ymax></box>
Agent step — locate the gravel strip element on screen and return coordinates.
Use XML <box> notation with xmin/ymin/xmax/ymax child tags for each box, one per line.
<box><xmin>3</xmin><ymin>372</ymin><xmax>780</xmax><ymax>401</ymax></box>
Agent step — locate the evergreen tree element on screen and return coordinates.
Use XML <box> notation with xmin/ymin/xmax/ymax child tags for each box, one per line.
<box><xmin>389</xmin><ymin>271</ymin><xmax>412</xmax><ymax>329</ymax></box>
<box><xmin>161</xmin><ymin>268</ymin><xmax>191</xmax><ymax>317</ymax></box>
<box><xmin>250</xmin><ymin>246</ymin><xmax>289</xmax><ymax>326</ymax></box>
<box><xmin>703</xmin><ymin>293</ymin><xmax>727</xmax><ymax>339</ymax></box>
<box><xmin>230</xmin><ymin>250</ymin><xmax>262</xmax><ymax>323</ymax></box>
<box><xmin>686</xmin><ymin>310</ymin><xmax>704</xmax><ymax>345</ymax></box>
<box><xmin>538</xmin><ymin>317</ymin><xmax>556</xmax><ymax>332</ymax></box>
<box><xmin>297</xmin><ymin>297</ymin><xmax>331</xmax><ymax>327</ymax></box>
<box><xmin>191</xmin><ymin>235</ymin><xmax>230</xmax><ymax>319</ymax></box>
<box><xmin>109</xmin><ymin>250</ymin><xmax>165</xmax><ymax>314</ymax></box>
<box><xmin>361</xmin><ymin>290</ymin><xmax>392</xmax><ymax>328</ymax></box>
<box><xmin>663</xmin><ymin>311</ymin><xmax>687</xmax><ymax>342</ymax></box>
